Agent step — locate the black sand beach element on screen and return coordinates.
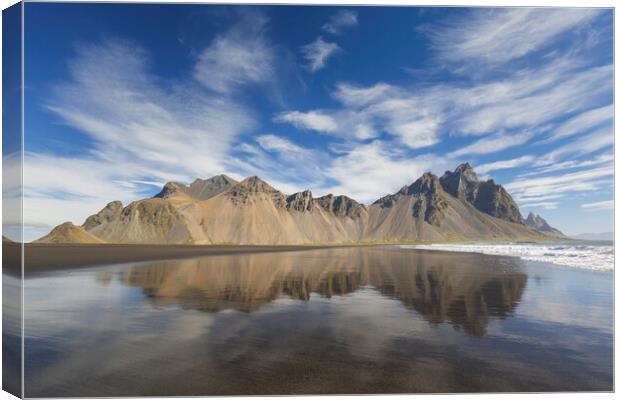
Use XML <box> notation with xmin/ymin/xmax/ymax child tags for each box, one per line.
<box><xmin>4</xmin><ymin>242</ymin><xmax>338</xmax><ymax>275</ymax></box>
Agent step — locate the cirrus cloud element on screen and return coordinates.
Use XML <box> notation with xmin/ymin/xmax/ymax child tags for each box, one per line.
<box><xmin>322</xmin><ymin>10</ymin><xmax>358</xmax><ymax>35</ymax></box>
<box><xmin>300</xmin><ymin>36</ymin><xmax>340</xmax><ymax>72</ymax></box>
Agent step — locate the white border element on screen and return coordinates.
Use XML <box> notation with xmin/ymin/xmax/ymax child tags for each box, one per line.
<box><xmin>0</xmin><ymin>1</ymin><xmax>616</xmax><ymax>400</ymax></box>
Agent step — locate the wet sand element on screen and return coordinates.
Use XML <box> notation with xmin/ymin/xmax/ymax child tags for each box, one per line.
<box><xmin>4</xmin><ymin>242</ymin><xmax>347</xmax><ymax>275</ymax></box>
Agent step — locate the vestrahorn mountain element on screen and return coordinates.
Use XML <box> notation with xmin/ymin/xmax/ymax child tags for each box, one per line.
<box><xmin>36</xmin><ymin>163</ymin><xmax>556</xmax><ymax>245</ymax></box>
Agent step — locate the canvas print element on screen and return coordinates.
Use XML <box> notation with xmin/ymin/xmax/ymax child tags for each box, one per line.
<box><xmin>2</xmin><ymin>2</ymin><xmax>614</xmax><ymax>397</ymax></box>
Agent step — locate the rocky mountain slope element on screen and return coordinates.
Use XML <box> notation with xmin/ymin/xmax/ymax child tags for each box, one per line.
<box><xmin>440</xmin><ymin>163</ymin><xmax>523</xmax><ymax>223</ymax></box>
<box><xmin>155</xmin><ymin>174</ymin><xmax>238</xmax><ymax>201</ymax></box>
<box><xmin>38</xmin><ymin>163</ymin><xmax>551</xmax><ymax>245</ymax></box>
<box><xmin>365</xmin><ymin>171</ymin><xmax>537</xmax><ymax>242</ymax></box>
<box><xmin>525</xmin><ymin>212</ymin><xmax>565</xmax><ymax>237</ymax></box>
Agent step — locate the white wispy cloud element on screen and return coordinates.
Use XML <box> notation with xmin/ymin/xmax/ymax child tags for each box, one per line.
<box><xmin>233</xmin><ymin>135</ymin><xmax>328</xmax><ymax>194</ymax></box>
<box><xmin>274</xmin><ymin>110</ymin><xmax>338</xmax><ymax>133</ymax></box>
<box><xmin>452</xmin><ymin>63</ymin><xmax>612</xmax><ymax>136</ymax></box>
<box><xmin>333</xmin><ymin>82</ymin><xmax>394</xmax><ymax>107</ymax></box>
<box><xmin>322</xmin><ymin>10</ymin><xmax>358</xmax><ymax>35</ymax></box>
<box><xmin>283</xmin><ymin>82</ymin><xmax>443</xmax><ymax>149</ymax></box>
<box><xmin>475</xmin><ymin>155</ymin><xmax>535</xmax><ymax>174</ymax></box>
<box><xmin>452</xmin><ymin>131</ymin><xmax>535</xmax><ymax>157</ymax></box>
<box><xmin>582</xmin><ymin>200</ymin><xmax>614</xmax><ymax>211</ymax></box>
<box><xmin>48</xmin><ymin>40</ymin><xmax>255</xmax><ymax>177</ymax></box>
<box><xmin>22</xmin><ymin>152</ymin><xmax>159</xmax><ymax>239</ymax></box>
<box><xmin>3</xmin><ymin>152</ymin><xmax>23</xmax><ymax>240</ymax></box>
<box><xmin>315</xmin><ymin>141</ymin><xmax>445</xmax><ymax>203</ymax></box>
<box><xmin>300</xmin><ymin>37</ymin><xmax>340</xmax><ymax>71</ymax></box>
<box><xmin>257</xmin><ymin>134</ymin><xmax>309</xmax><ymax>156</ymax></box>
<box><xmin>544</xmin><ymin>126</ymin><xmax>613</xmax><ymax>162</ymax></box>
<box><xmin>279</xmin><ymin>54</ymin><xmax>611</xmax><ymax>151</ymax></box>
<box><xmin>30</xmin><ymin>21</ymin><xmax>278</xmax><ymax>240</ymax></box>
<box><xmin>506</xmin><ymin>167</ymin><xmax>613</xmax><ymax>200</ymax></box>
<box><xmin>521</xmin><ymin>153</ymin><xmax>613</xmax><ymax>177</ymax></box>
<box><xmin>517</xmin><ymin>194</ymin><xmax>565</xmax><ymax>204</ymax></box>
<box><xmin>425</xmin><ymin>8</ymin><xmax>602</xmax><ymax>67</ymax></box>
<box><xmin>521</xmin><ymin>202</ymin><xmax>559</xmax><ymax>210</ymax></box>
<box><xmin>27</xmin><ymin>7</ymin><xmax>613</xmax><ymax>239</ymax></box>
<box><xmin>547</xmin><ymin>105</ymin><xmax>613</xmax><ymax>142</ymax></box>
<box><xmin>193</xmin><ymin>12</ymin><xmax>274</xmax><ymax>93</ymax></box>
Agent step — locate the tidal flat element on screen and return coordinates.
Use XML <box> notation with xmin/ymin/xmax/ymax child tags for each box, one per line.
<box><xmin>9</xmin><ymin>245</ymin><xmax>613</xmax><ymax>396</ymax></box>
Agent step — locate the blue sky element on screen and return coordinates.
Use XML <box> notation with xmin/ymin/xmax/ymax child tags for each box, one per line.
<box><xmin>19</xmin><ymin>4</ymin><xmax>613</xmax><ymax>240</ymax></box>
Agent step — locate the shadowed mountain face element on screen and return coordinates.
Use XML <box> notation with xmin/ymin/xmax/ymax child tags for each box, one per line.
<box><xmin>40</xmin><ymin>163</ymin><xmax>547</xmax><ymax>244</ymax></box>
<box><xmin>525</xmin><ymin>212</ymin><xmax>565</xmax><ymax>237</ymax></box>
<box><xmin>121</xmin><ymin>247</ymin><xmax>526</xmax><ymax>336</ymax></box>
<box><xmin>440</xmin><ymin>163</ymin><xmax>523</xmax><ymax>224</ymax></box>
<box><xmin>373</xmin><ymin>173</ymin><xmax>448</xmax><ymax>226</ymax></box>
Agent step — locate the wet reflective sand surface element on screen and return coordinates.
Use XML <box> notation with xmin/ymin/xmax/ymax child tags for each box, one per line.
<box><xmin>22</xmin><ymin>247</ymin><xmax>612</xmax><ymax>396</ymax></box>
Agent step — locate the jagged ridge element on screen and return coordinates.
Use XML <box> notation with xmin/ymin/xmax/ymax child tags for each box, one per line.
<box><xmin>440</xmin><ymin>163</ymin><xmax>523</xmax><ymax>224</ymax></box>
<box><xmin>525</xmin><ymin>212</ymin><xmax>565</xmax><ymax>237</ymax></box>
<box><xmin>39</xmin><ymin>163</ymin><xmax>553</xmax><ymax>245</ymax></box>
<box><xmin>155</xmin><ymin>174</ymin><xmax>237</xmax><ymax>201</ymax></box>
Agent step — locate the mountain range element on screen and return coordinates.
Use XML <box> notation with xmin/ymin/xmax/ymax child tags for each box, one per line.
<box><xmin>36</xmin><ymin>163</ymin><xmax>565</xmax><ymax>245</ymax></box>
<box><xmin>571</xmin><ymin>232</ymin><xmax>614</xmax><ymax>241</ymax></box>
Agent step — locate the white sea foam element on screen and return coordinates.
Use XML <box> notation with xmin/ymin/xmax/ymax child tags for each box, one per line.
<box><xmin>398</xmin><ymin>242</ymin><xmax>614</xmax><ymax>271</ymax></box>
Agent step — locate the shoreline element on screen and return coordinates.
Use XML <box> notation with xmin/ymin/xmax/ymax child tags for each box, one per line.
<box><xmin>3</xmin><ymin>237</ymin><xmax>603</xmax><ymax>276</ymax></box>
<box><xmin>4</xmin><ymin>242</ymin><xmax>365</xmax><ymax>275</ymax></box>
<box><xmin>395</xmin><ymin>242</ymin><xmax>614</xmax><ymax>273</ymax></box>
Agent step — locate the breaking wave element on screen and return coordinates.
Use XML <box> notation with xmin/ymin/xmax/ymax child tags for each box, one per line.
<box><xmin>398</xmin><ymin>242</ymin><xmax>614</xmax><ymax>271</ymax></box>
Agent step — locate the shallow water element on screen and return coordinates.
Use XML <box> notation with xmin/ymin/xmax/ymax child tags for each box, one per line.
<box><xmin>19</xmin><ymin>246</ymin><xmax>613</xmax><ymax>396</ymax></box>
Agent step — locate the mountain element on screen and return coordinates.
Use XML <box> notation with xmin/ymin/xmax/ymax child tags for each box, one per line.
<box><xmin>440</xmin><ymin>163</ymin><xmax>523</xmax><ymax>224</ymax></box>
<box><xmin>366</xmin><ymin>172</ymin><xmax>537</xmax><ymax>242</ymax></box>
<box><xmin>38</xmin><ymin>163</ymin><xmax>550</xmax><ymax>245</ymax></box>
<box><xmin>524</xmin><ymin>212</ymin><xmax>565</xmax><ymax>237</ymax></box>
<box><xmin>155</xmin><ymin>174</ymin><xmax>237</xmax><ymax>201</ymax></box>
<box><xmin>35</xmin><ymin>222</ymin><xmax>106</xmax><ymax>244</ymax></box>
<box><xmin>572</xmin><ymin>232</ymin><xmax>613</xmax><ymax>241</ymax></box>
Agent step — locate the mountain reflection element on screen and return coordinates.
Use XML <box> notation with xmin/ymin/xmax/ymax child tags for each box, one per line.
<box><xmin>120</xmin><ymin>247</ymin><xmax>526</xmax><ymax>336</ymax></box>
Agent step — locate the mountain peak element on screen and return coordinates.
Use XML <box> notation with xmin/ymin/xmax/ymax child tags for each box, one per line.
<box><xmin>287</xmin><ymin>190</ymin><xmax>314</xmax><ymax>212</ymax></box>
<box><xmin>236</xmin><ymin>176</ymin><xmax>279</xmax><ymax>193</ymax></box>
<box><xmin>155</xmin><ymin>174</ymin><xmax>238</xmax><ymax>201</ymax></box>
<box><xmin>439</xmin><ymin>163</ymin><xmax>523</xmax><ymax>224</ymax></box>
<box><xmin>451</xmin><ymin>162</ymin><xmax>479</xmax><ymax>182</ymax></box>
<box><xmin>403</xmin><ymin>172</ymin><xmax>442</xmax><ymax>195</ymax></box>
<box><xmin>226</xmin><ymin>176</ymin><xmax>286</xmax><ymax>206</ymax></box>
<box><xmin>35</xmin><ymin>221</ymin><xmax>105</xmax><ymax>244</ymax></box>
<box><xmin>154</xmin><ymin>182</ymin><xmax>186</xmax><ymax>199</ymax></box>
<box><xmin>525</xmin><ymin>212</ymin><xmax>565</xmax><ymax>237</ymax></box>
<box><xmin>82</xmin><ymin>201</ymin><xmax>124</xmax><ymax>230</ymax></box>
<box><xmin>191</xmin><ymin>174</ymin><xmax>235</xmax><ymax>186</ymax></box>
<box><xmin>316</xmin><ymin>194</ymin><xmax>365</xmax><ymax>218</ymax></box>
<box><xmin>187</xmin><ymin>174</ymin><xmax>238</xmax><ymax>200</ymax></box>
<box><xmin>38</xmin><ymin>161</ymin><xmax>550</xmax><ymax>244</ymax></box>
<box><xmin>455</xmin><ymin>162</ymin><xmax>474</xmax><ymax>172</ymax></box>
